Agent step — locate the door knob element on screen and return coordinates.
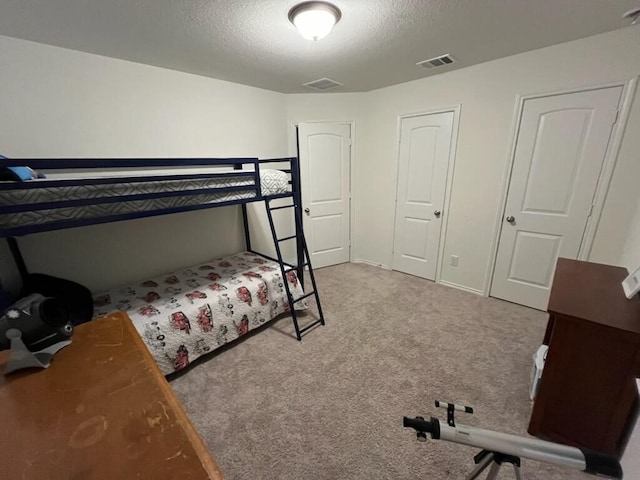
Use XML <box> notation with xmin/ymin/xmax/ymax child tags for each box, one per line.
<box><xmin>506</xmin><ymin>215</ymin><xmax>515</xmax><ymax>223</ymax></box>
<box><xmin>304</xmin><ymin>208</ymin><xmax>310</xmax><ymax>214</ymax></box>
<box><xmin>434</xmin><ymin>210</ymin><xmax>441</xmax><ymax>217</ymax></box>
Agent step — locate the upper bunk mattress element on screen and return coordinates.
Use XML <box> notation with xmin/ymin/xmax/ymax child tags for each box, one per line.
<box><xmin>93</xmin><ymin>251</ymin><xmax>306</xmax><ymax>375</ymax></box>
<box><xmin>0</xmin><ymin>168</ymin><xmax>289</xmax><ymax>231</ymax></box>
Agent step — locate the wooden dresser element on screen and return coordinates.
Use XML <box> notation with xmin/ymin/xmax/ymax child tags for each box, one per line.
<box><xmin>0</xmin><ymin>312</ymin><xmax>224</xmax><ymax>480</ymax></box>
<box><xmin>528</xmin><ymin>258</ymin><xmax>640</xmax><ymax>456</ymax></box>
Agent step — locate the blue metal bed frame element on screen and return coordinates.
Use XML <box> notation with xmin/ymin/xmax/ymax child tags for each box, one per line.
<box><xmin>0</xmin><ymin>156</ymin><xmax>324</xmax><ymax>340</ymax></box>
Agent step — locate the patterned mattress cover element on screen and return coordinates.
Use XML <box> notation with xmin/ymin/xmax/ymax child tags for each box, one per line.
<box><xmin>93</xmin><ymin>251</ymin><xmax>306</xmax><ymax>375</ymax></box>
<box><xmin>0</xmin><ymin>168</ymin><xmax>289</xmax><ymax>230</ymax></box>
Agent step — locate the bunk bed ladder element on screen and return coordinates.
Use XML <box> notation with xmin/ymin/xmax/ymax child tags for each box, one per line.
<box><xmin>265</xmin><ymin>199</ymin><xmax>325</xmax><ymax>341</ymax></box>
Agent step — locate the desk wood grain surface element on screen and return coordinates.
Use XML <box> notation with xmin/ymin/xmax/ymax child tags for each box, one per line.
<box><xmin>0</xmin><ymin>312</ymin><xmax>224</xmax><ymax>480</ymax></box>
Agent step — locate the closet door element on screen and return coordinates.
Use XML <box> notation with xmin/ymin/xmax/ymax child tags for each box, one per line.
<box><xmin>392</xmin><ymin>112</ymin><xmax>454</xmax><ymax>280</ymax></box>
<box><xmin>298</xmin><ymin>122</ymin><xmax>351</xmax><ymax>269</ymax></box>
<box><xmin>490</xmin><ymin>86</ymin><xmax>622</xmax><ymax>310</ymax></box>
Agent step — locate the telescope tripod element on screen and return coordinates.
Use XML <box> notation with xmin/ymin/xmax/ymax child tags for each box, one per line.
<box><xmin>466</xmin><ymin>450</ymin><xmax>521</xmax><ymax>480</ymax></box>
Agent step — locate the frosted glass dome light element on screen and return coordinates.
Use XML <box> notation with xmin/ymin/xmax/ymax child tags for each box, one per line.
<box><xmin>289</xmin><ymin>2</ymin><xmax>342</xmax><ymax>41</ymax></box>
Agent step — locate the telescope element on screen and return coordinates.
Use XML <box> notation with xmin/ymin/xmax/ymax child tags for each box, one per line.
<box><xmin>404</xmin><ymin>401</ymin><xmax>623</xmax><ymax>479</ymax></box>
<box><xmin>0</xmin><ymin>293</ymin><xmax>74</xmax><ymax>374</ymax></box>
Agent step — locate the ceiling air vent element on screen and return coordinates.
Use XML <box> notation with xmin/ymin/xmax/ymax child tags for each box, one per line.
<box><xmin>303</xmin><ymin>78</ymin><xmax>343</xmax><ymax>91</ymax></box>
<box><xmin>417</xmin><ymin>54</ymin><xmax>455</xmax><ymax>70</ymax></box>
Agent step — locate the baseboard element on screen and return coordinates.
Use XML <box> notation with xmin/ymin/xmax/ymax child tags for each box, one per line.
<box><xmin>351</xmin><ymin>259</ymin><xmax>391</xmax><ymax>270</ymax></box>
<box><xmin>351</xmin><ymin>262</ymin><xmax>485</xmax><ymax>295</ymax></box>
<box><xmin>438</xmin><ymin>280</ymin><xmax>485</xmax><ymax>296</ymax></box>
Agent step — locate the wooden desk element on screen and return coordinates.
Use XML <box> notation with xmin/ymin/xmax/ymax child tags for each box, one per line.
<box><xmin>0</xmin><ymin>312</ymin><xmax>224</xmax><ymax>480</ymax></box>
<box><xmin>528</xmin><ymin>258</ymin><xmax>640</xmax><ymax>456</ymax></box>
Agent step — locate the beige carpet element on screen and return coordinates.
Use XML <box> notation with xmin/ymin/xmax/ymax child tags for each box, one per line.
<box><xmin>170</xmin><ymin>263</ymin><xmax>590</xmax><ymax>479</ymax></box>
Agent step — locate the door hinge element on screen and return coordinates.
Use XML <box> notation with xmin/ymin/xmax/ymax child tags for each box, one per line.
<box><xmin>613</xmin><ymin>110</ymin><xmax>620</xmax><ymax>125</ymax></box>
<box><xmin>587</xmin><ymin>204</ymin><xmax>595</xmax><ymax>217</ymax></box>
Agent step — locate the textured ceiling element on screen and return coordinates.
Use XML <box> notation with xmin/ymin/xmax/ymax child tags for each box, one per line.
<box><xmin>0</xmin><ymin>0</ymin><xmax>637</xmax><ymax>93</ymax></box>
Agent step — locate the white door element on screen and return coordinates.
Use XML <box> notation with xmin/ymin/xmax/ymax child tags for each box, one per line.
<box><xmin>298</xmin><ymin>122</ymin><xmax>351</xmax><ymax>268</ymax></box>
<box><xmin>491</xmin><ymin>86</ymin><xmax>622</xmax><ymax>309</ymax></box>
<box><xmin>392</xmin><ymin>112</ymin><xmax>454</xmax><ymax>280</ymax></box>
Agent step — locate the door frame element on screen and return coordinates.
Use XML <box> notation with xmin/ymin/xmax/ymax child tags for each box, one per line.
<box><xmin>391</xmin><ymin>105</ymin><xmax>461</xmax><ymax>283</ymax></box>
<box><xmin>485</xmin><ymin>78</ymin><xmax>638</xmax><ymax>297</ymax></box>
<box><xmin>290</xmin><ymin>120</ymin><xmax>355</xmax><ymax>262</ymax></box>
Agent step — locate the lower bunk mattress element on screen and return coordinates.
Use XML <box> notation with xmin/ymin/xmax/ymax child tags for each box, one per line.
<box><xmin>92</xmin><ymin>251</ymin><xmax>305</xmax><ymax>375</ymax></box>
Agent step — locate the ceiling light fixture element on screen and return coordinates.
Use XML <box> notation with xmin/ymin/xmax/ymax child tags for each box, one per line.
<box><xmin>288</xmin><ymin>1</ymin><xmax>342</xmax><ymax>41</ymax></box>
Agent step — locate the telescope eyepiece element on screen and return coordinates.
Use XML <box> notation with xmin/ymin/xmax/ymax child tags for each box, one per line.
<box><xmin>402</xmin><ymin>416</ymin><xmax>441</xmax><ymax>440</ymax></box>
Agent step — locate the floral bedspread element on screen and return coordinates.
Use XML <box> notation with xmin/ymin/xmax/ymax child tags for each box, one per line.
<box><xmin>93</xmin><ymin>251</ymin><xmax>306</xmax><ymax>375</ymax></box>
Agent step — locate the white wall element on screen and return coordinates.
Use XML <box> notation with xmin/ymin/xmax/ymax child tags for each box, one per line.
<box><xmin>622</xmin><ymin>379</ymin><xmax>640</xmax><ymax>479</ymax></box>
<box><xmin>0</xmin><ymin>35</ymin><xmax>288</xmax><ymax>293</ymax></box>
<box><xmin>620</xmin><ymin>196</ymin><xmax>640</xmax><ymax>271</ymax></box>
<box><xmin>2</xmin><ymin>26</ymin><xmax>639</xmax><ymax>297</ymax></box>
<box><xmin>287</xmin><ymin>26</ymin><xmax>640</xmax><ymax>294</ymax></box>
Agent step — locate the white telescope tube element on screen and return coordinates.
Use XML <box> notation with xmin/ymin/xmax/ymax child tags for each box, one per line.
<box><xmin>438</xmin><ymin>422</ymin><xmax>585</xmax><ymax>470</ymax></box>
<box><xmin>403</xmin><ymin>416</ymin><xmax>622</xmax><ymax>479</ymax></box>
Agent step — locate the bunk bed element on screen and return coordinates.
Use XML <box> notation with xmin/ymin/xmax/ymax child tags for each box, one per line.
<box><xmin>0</xmin><ymin>157</ymin><xmax>324</xmax><ymax>375</ymax></box>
